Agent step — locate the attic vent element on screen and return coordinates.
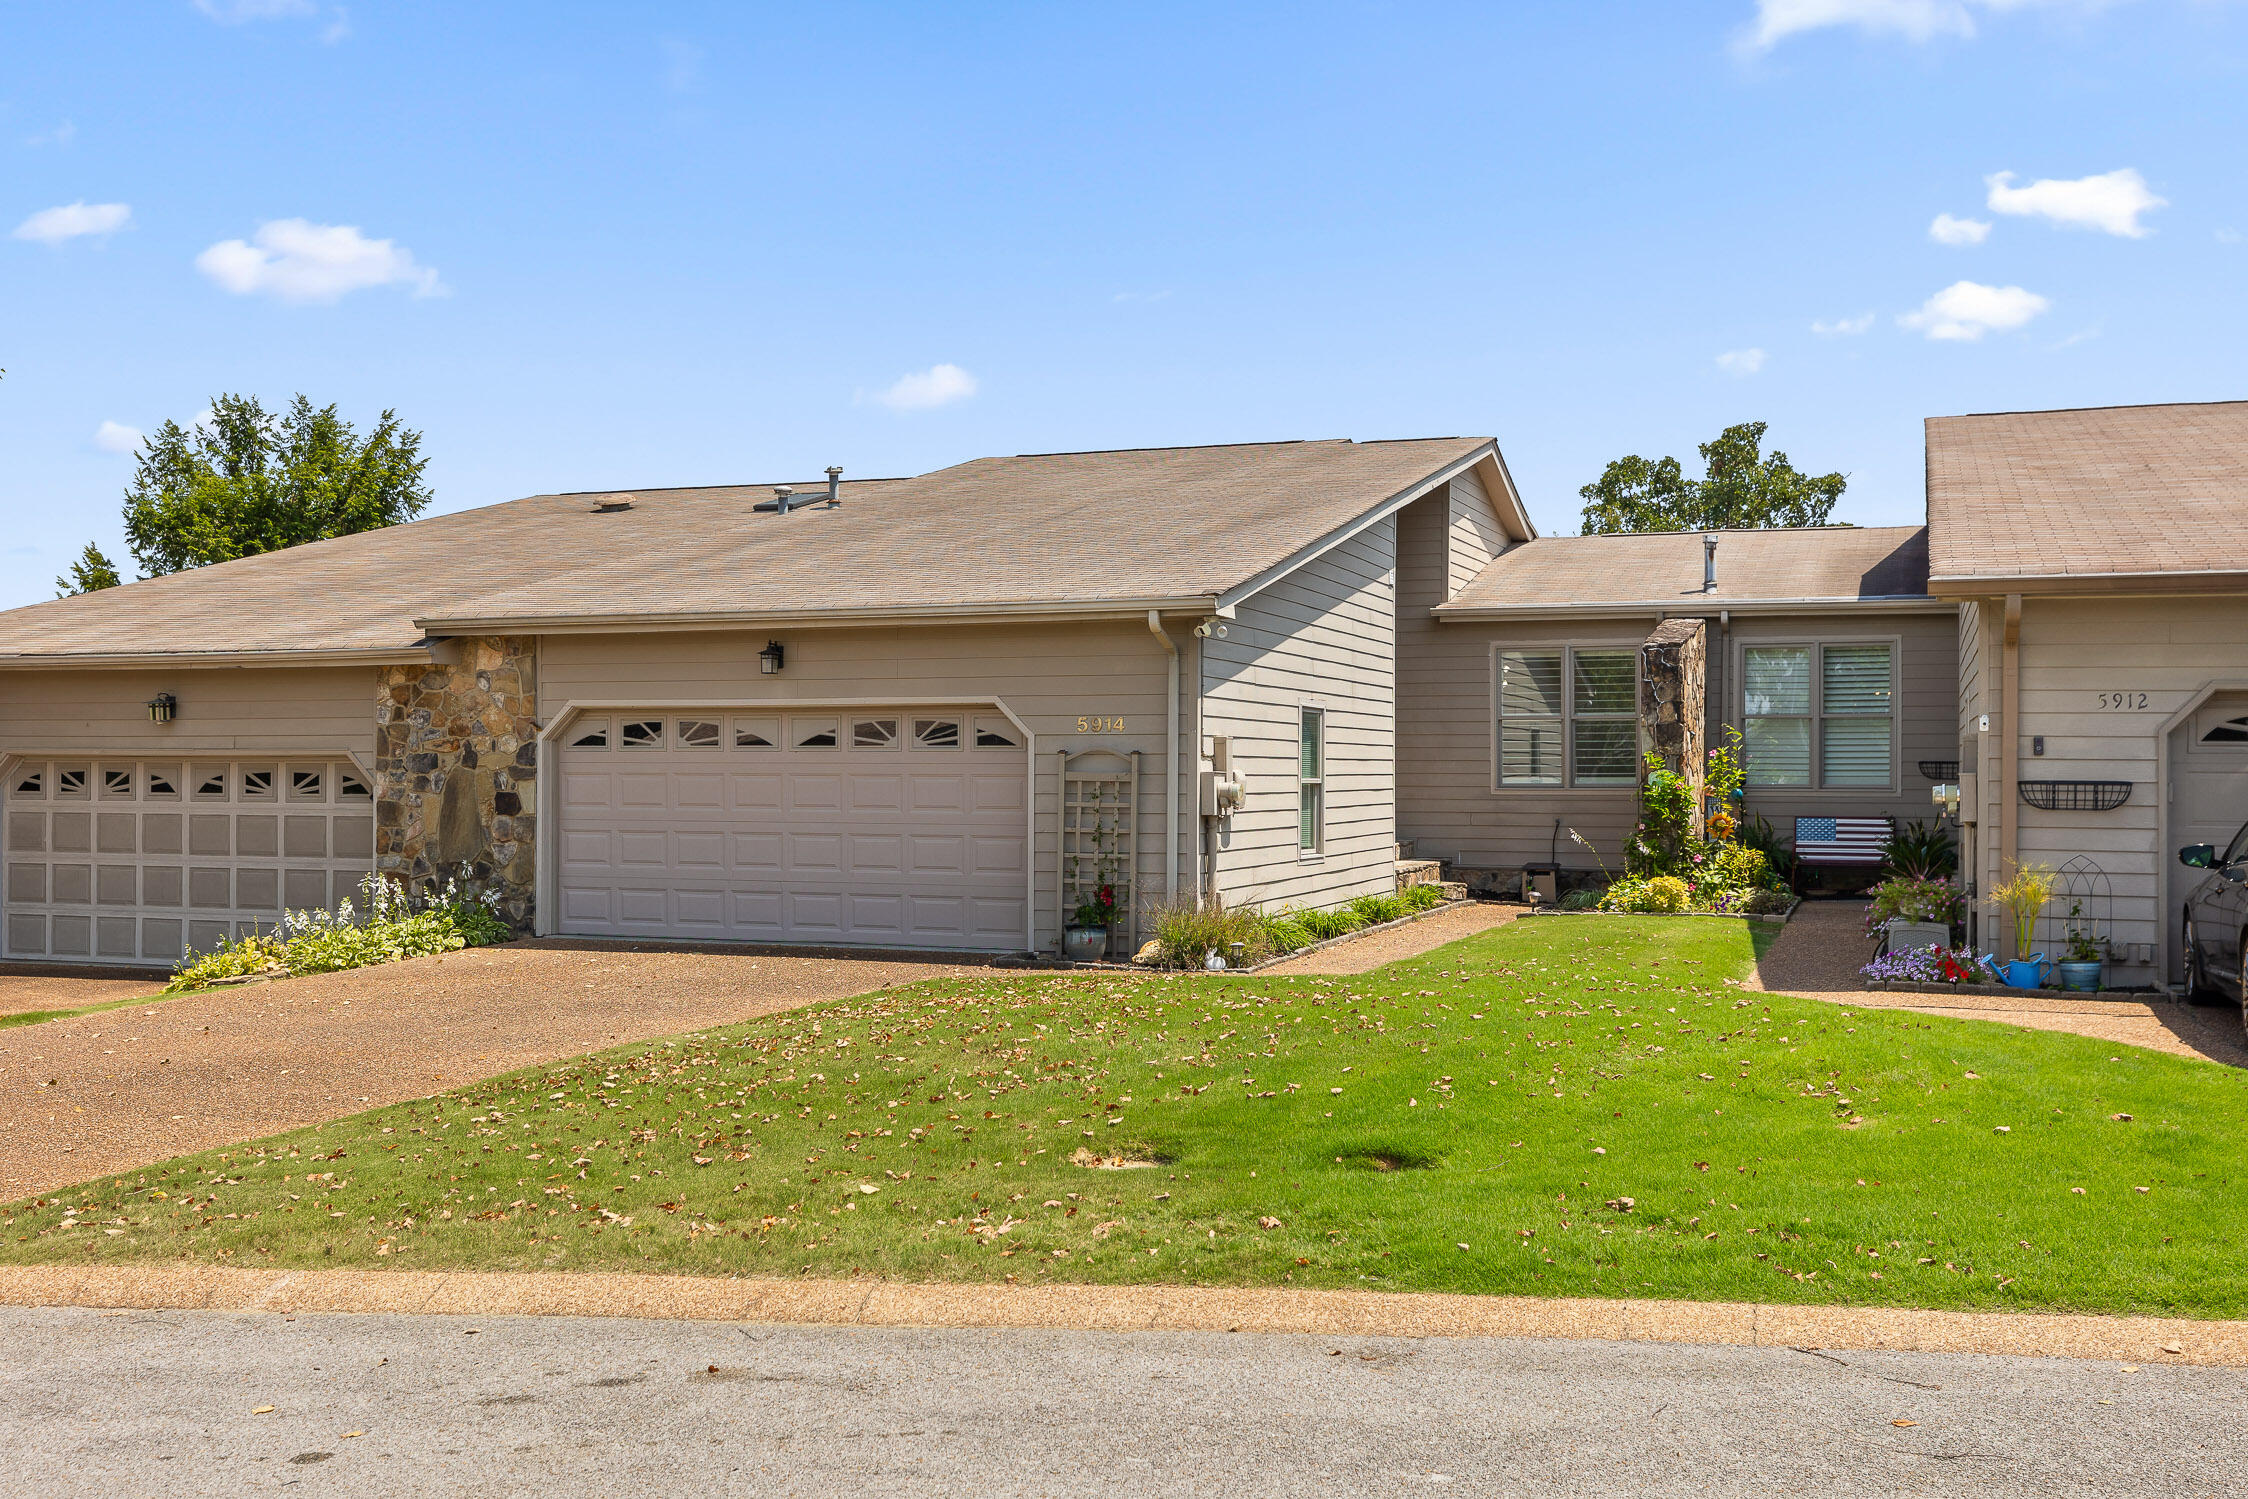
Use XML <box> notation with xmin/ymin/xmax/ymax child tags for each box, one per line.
<box><xmin>593</xmin><ymin>497</ymin><xmax>635</xmax><ymax>513</ymax></box>
<box><xmin>755</xmin><ymin>466</ymin><xmax>844</xmax><ymax>514</ymax></box>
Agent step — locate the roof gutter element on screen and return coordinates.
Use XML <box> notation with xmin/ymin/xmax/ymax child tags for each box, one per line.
<box><xmin>1431</xmin><ymin>596</ymin><xmax>1954</xmax><ymax>622</ymax></box>
<box><xmin>1927</xmin><ymin>568</ymin><xmax>2248</xmax><ymax>599</ymax></box>
<box><xmin>414</xmin><ymin>597</ymin><xmax>1220</xmax><ymax>637</ymax></box>
<box><xmin>0</xmin><ymin>646</ymin><xmax>439</xmax><ymax>671</ymax></box>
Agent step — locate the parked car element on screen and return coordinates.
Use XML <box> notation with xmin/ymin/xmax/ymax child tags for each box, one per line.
<box><xmin>2178</xmin><ymin>821</ymin><xmax>2248</xmax><ymax>1016</ymax></box>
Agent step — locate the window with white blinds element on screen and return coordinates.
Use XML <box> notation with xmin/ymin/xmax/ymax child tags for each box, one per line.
<box><xmin>1497</xmin><ymin>647</ymin><xmax>1638</xmax><ymax>788</ymax></box>
<box><xmin>1742</xmin><ymin>642</ymin><xmax>1893</xmax><ymax>789</ymax></box>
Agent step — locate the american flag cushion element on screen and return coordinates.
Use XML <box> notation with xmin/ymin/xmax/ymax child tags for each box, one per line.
<box><xmin>1794</xmin><ymin>816</ymin><xmax>1893</xmax><ymax>865</ymax></box>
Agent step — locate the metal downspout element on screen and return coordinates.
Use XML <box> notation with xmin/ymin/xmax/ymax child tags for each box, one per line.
<box><xmin>1148</xmin><ymin>611</ymin><xmax>1180</xmax><ymax>908</ymax></box>
<box><xmin>2000</xmin><ymin>594</ymin><xmax>2022</xmax><ymax>957</ymax></box>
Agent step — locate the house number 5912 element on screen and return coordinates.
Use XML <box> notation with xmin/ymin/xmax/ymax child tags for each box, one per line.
<box><xmin>2096</xmin><ymin>692</ymin><xmax>2149</xmax><ymax>710</ymax></box>
<box><xmin>1077</xmin><ymin>716</ymin><xmax>1126</xmax><ymax>733</ymax></box>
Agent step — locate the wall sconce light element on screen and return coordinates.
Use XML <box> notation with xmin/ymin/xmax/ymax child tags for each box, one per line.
<box><xmin>758</xmin><ymin>640</ymin><xmax>785</xmax><ymax>675</ymax></box>
<box><xmin>147</xmin><ymin>693</ymin><xmax>177</xmax><ymax>724</ymax></box>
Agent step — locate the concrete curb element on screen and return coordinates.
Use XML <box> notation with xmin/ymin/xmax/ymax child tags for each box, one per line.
<box><xmin>1</xmin><ymin>1264</ymin><xmax>2240</xmax><ymax>1365</ymax></box>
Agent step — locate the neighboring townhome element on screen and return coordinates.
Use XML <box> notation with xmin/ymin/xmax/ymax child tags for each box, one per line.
<box><xmin>0</xmin><ymin>438</ymin><xmax>1530</xmax><ymax>964</ymax></box>
<box><xmin>1399</xmin><ymin>523</ymin><xmax>1957</xmax><ymax>888</ymax></box>
<box><xmin>1928</xmin><ymin>399</ymin><xmax>2248</xmax><ymax>987</ymax></box>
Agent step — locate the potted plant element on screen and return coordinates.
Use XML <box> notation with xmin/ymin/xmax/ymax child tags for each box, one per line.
<box><xmin>1863</xmin><ymin>875</ymin><xmax>1961</xmax><ymax>955</ymax></box>
<box><xmin>2057</xmin><ymin>903</ymin><xmax>2106</xmax><ymax>993</ymax></box>
<box><xmin>1987</xmin><ymin>861</ymin><xmax>2057</xmax><ymax>989</ymax></box>
<box><xmin>1064</xmin><ymin>884</ymin><xmax>1117</xmax><ymax>963</ymax></box>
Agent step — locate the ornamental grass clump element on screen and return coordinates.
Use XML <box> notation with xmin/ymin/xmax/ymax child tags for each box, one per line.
<box><xmin>1989</xmin><ymin>862</ymin><xmax>2059</xmax><ymax>957</ymax></box>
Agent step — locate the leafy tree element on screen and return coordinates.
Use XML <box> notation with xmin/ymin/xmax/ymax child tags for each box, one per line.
<box><xmin>1578</xmin><ymin>421</ymin><xmax>1846</xmax><ymax>534</ymax></box>
<box><xmin>55</xmin><ymin>543</ymin><xmax>123</xmax><ymax>596</ymax></box>
<box><xmin>57</xmin><ymin>394</ymin><xmax>432</xmax><ymax>595</ymax></box>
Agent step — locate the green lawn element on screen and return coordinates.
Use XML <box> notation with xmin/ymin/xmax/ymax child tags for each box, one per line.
<box><xmin>8</xmin><ymin>915</ymin><xmax>2245</xmax><ymax>1316</ymax></box>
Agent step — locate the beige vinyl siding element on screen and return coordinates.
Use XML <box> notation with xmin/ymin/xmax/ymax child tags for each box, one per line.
<box><xmin>1956</xmin><ymin>600</ymin><xmax>1983</xmax><ymax>775</ymax></box>
<box><xmin>1446</xmin><ymin>470</ymin><xmax>1508</xmax><ymax>601</ymax></box>
<box><xmin>538</xmin><ymin>621</ymin><xmax>1178</xmax><ymax>953</ymax></box>
<box><xmin>0</xmin><ymin>666</ymin><xmax>377</xmax><ymax>763</ymax></box>
<box><xmin>1979</xmin><ymin>595</ymin><xmax>2248</xmax><ymax>978</ymax></box>
<box><xmin>1725</xmin><ymin>612</ymin><xmax>1958</xmax><ymax>838</ymax></box>
<box><xmin>1394</xmin><ymin>481</ymin><xmax>1643</xmax><ymax>878</ymax></box>
<box><xmin>1200</xmin><ymin>516</ymin><xmax>1397</xmax><ymax>913</ymax></box>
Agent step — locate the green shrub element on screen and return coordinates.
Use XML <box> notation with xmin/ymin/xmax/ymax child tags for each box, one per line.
<box><xmin>1297</xmin><ymin>908</ymin><xmax>1359</xmax><ymax>942</ymax></box>
<box><xmin>1149</xmin><ymin>897</ymin><xmax>1272</xmax><ymax>969</ymax></box>
<box><xmin>1398</xmin><ymin>884</ymin><xmax>1447</xmax><ymax>913</ymax></box>
<box><xmin>1741</xmin><ymin>887</ymin><xmax>1795</xmax><ymax>915</ymax></box>
<box><xmin>1347</xmin><ymin>893</ymin><xmax>1407</xmax><ymax>926</ymax></box>
<box><xmin>1736</xmin><ymin>814</ymin><xmax>1795</xmax><ymax>886</ymax></box>
<box><xmin>1708</xmin><ymin>843</ymin><xmax>1778</xmax><ymax>892</ymax></box>
<box><xmin>1557</xmin><ymin>887</ymin><xmax>1604</xmax><ymax>911</ymax></box>
<box><xmin>166</xmin><ymin>872</ymin><xmax>513</xmax><ymax>993</ymax></box>
<box><xmin>1261</xmin><ymin>915</ymin><xmax>1313</xmax><ymax>954</ymax></box>
<box><xmin>1598</xmin><ymin>875</ymin><xmax>1692</xmax><ymax>913</ymax></box>
<box><xmin>1883</xmin><ymin>818</ymin><xmax>1958</xmax><ymax>881</ymax></box>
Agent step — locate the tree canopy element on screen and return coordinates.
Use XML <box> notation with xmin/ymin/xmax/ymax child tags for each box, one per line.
<box><xmin>1577</xmin><ymin>421</ymin><xmax>1846</xmax><ymax>535</ymax></box>
<box><xmin>56</xmin><ymin>393</ymin><xmax>432</xmax><ymax>595</ymax></box>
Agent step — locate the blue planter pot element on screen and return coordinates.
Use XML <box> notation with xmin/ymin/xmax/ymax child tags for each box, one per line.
<box><xmin>2057</xmin><ymin>960</ymin><xmax>2103</xmax><ymax>993</ymax></box>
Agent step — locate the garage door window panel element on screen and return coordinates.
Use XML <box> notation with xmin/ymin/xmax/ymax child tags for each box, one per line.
<box><xmin>972</xmin><ymin>716</ymin><xmax>1020</xmax><ymax>749</ymax></box>
<box><xmin>101</xmin><ymin>768</ymin><xmax>134</xmax><ymax>798</ymax></box>
<box><xmin>677</xmin><ymin>719</ymin><xmax>720</xmax><ymax>749</ymax></box>
<box><xmin>914</xmin><ymin>718</ymin><xmax>961</xmax><ymax>750</ymax></box>
<box><xmin>853</xmin><ymin>718</ymin><xmax>900</xmax><ymax>749</ymax></box>
<box><xmin>732</xmin><ymin>716</ymin><xmax>778</xmax><ymax>749</ymax></box>
<box><xmin>570</xmin><ymin>721</ymin><xmax>611</xmax><ymax>750</ymax></box>
<box><xmin>56</xmin><ymin>767</ymin><xmax>88</xmax><ymax>799</ymax></box>
<box><xmin>621</xmin><ymin>719</ymin><xmax>664</xmax><ymax>749</ymax></box>
<box><xmin>242</xmin><ymin>768</ymin><xmax>276</xmax><ymax>800</ymax></box>
<box><xmin>146</xmin><ymin>766</ymin><xmax>181</xmax><ymax>799</ymax></box>
<box><xmin>195</xmin><ymin>768</ymin><xmax>229</xmax><ymax>798</ymax></box>
<box><xmin>13</xmin><ymin>768</ymin><xmax>40</xmax><ymax>797</ymax></box>
<box><xmin>794</xmin><ymin>717</ymin><xmax>840</xmax><ymax>749</ymax></box>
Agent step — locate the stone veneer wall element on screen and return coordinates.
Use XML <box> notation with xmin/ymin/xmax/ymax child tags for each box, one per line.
<box><xmin>1638</xmin><ymin>616</ymin><xmax>1707</xmax><ymax>841</ymax></box>
<box><xmin>373</xmin><ymin>636</ymin><xmax>539</xmax><ymax>926</ymax></box>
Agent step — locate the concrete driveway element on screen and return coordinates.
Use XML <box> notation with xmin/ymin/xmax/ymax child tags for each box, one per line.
<box><xmin>0</xmin><ymin>941</ymin><xmax>993</xmax><ymax>1200</ymax></box>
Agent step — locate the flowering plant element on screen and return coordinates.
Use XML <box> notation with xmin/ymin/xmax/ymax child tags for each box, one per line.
<box><xmin>1861</xmin><ymin>944</ymin><xmax>1984</xmax><ymax>985</ymax></box>
<box><xmin>1072</xmin><ymin>883</ymin><xmax>1119</xmax><ymax>929</ymax></box>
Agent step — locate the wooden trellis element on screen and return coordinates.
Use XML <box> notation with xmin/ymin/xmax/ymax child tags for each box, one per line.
<box><xmin>1058</xmin><ymin>749</ymin><xmax>1140</xmax><ymax>947</ymax></box>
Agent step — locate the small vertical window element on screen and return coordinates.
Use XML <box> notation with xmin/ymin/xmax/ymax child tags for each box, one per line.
<box><xmin>1298</xmin><ymin>707</ymin><xmax>1326</xmax><ymax>854</ymax></box>
<box><xmin>1742</xmin><ymin>646</ymin><xmax>1813</xmax><ymax>787</ymax></box>
<box><xmin>620</xmin><ymin>719</ymin><xmax>664</xmax><ymax>749</ymax></box>
<box><xmin>1497</xmin><ymin>651</ymin><xmax>1564</xmax><ymax>786</ymax></box>
<box><xmin>569</xmin><ymin>720</ymin><xmax>610</xmax><ymax>749</ymax></box>
<box><xmin>1821</xmin><ymin>645</ymin><xmax>1894</xmax><ymax>787</ymax></box>
<box><xmin>852</xmin><ymin>717</ymin><xmax>899</xmax><ymax>749</ymax></box>
<box><xmin>677</xmin><ymin>719</ymin><xmax>721</xmax><ymax>749</ymax></box>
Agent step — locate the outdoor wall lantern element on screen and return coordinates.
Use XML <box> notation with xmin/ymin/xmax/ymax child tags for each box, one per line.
<box><xmin>759</xmin><ymin>640</ymin><xmax>785</xmax><ymax>675</ymax></box>
<box><xmin>147</xmin><ymin>693</ymin><xmax>178</xmax><ymax>724</ymax></box>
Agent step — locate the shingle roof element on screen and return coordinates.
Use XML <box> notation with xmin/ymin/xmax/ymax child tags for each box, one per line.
<box><xmin>0</xmin><ymin>437</ymin><xmax>1497</xmax><ymax>662</ymax></box>
<box><xmin>1437</xmin><ymin>525</ymin><xmax>1930</xmax><ymax>616</ymax></box>
<box><xmin>1926</xmin><ymin>399</ymin><xmax>2248</xmax><ymax>588</ymax></box>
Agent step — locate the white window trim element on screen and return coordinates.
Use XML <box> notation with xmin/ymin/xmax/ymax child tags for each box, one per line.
<box><xmin>1733</xmin><ymin>634</ymin><xmax>1902</xmax><ymax>794</ymax></box>
<box><xmin>1486</xmin><ymin>641</ymin><xmax>1643</xmax><ymax>793</ymax></box>
<box><xmin>1298</xmin><ymin>701</ymin><xmax>1327</xmax><ymax>861</ymax></box>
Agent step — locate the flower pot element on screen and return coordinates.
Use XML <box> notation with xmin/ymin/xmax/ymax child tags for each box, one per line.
<box><xmin>2057</xmin><ymin>959</ymin><xmax>2104</xmax><ymax>993</ymax></box>
<box><xmin>1062</xmin><ymin>925</ymin><xmax>1109</xmax><ymax>963</ymax></box>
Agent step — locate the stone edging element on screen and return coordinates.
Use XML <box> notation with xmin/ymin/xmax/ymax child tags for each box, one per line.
<box><xmin>1867</xmin><ymin>979</ymin><xmax>2158</xmax><ymax>1001</ymax></box>
<box><xmin>0</xmin><ymin>1264</ymin><xmax>2237</xmax><ymax>1365</ymax></box>
<box><xmin>1236</xmin><ymin>899</ymin><xmax>1481</xmax><ymax>974</ymax></box>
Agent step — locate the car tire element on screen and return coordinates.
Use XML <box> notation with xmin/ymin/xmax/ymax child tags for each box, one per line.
<box><xmin>2184</xmin><ymin>914</ymin><xmax>2221</xmax><ymax>1005</ymax></box>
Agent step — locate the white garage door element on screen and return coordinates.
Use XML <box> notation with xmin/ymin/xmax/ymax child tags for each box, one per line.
<box><xmin>3</xmin><ymin>757</ymin><xmax>376</xmax><ymax>966</ymax></box>
<box><xmin>557</xmin><ymin>708</ymin><xmax>1028</xmax><ymax>950</ymax></box>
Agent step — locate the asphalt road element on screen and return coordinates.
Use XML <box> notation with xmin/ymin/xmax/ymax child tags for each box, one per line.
<box><xmin>3</xmin><ymin>1307</ymin><xmax>2241</xmax><ymax>1497</ymax></box>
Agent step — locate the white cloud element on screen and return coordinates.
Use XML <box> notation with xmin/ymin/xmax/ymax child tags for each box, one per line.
<box><xmin>26</xmin><ymin>120</ymin><xmax>76</xmax><ymax>147</ymax></box>
<box><xmin>1929</xmin><ymin>212</ymin><xmax>1991</xmax><ymax>246</ymax></box>
<box><xmin>195</xmin><ymin>219</ymin><xmax>444</xmax><ymax>303</ymax></box>
<box><xmin>1899</xmin><ymin>279</ymin><xmax>2050</xmax><ymax>340</ymax></box>
<box><xmin>194</xmin><ymin>0</ymin><xmax>315</xmax><ymax>20</ymax></box>
<box><xmin>1715</xmin><ymin>348</ymin><xmax>1767</xmax><ymax>376</ymax></box>
<box><xmin>1985</xmin><ymin>168</ymin><xmax>2165</xmax><ymax>237</ymax></box>
<box><xmin>873</xmin><ymin>363</ymin><xmax>978</xmax><ymax>411</ymax></box>
<box><xmin>1811</xmin><ymin>312</ymin><xmax>1876</xmax><ymax>335</ymax></box>
<box><xmin>93</xmin><ymin>421</ymin><xmax>143</xmax><ymax>454</ymax></box>
<box><xmin>13</xmin><ymin>201</ymin><xmax>132</xmax><ymax>245</ymax></box>
<box><xmin>1743</xmin><ymin>0</ymin><xmax>2106</xmax><ymax>51</ymax></box>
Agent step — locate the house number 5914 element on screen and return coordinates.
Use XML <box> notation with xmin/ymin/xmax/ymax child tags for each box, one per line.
<box><xmin>2096</xmin><ymin>692</ymin><xmax>2149</xmax><ymax>710</ymax></box>
<box><xmin>1077</xmin><ymin>716</ymin><xmax>1126</xmax><ymax>733</ymax></box>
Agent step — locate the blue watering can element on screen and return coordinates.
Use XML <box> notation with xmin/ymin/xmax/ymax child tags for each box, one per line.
<box><xmin>1979</xmin><ymin>952</ymin><xmax>2050</xmax><ymax>989</ymax></box>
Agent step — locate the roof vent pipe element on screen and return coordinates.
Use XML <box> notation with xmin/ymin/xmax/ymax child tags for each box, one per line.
<box><xmin>1703</xmin><ymin>533</ymin><xmax>1718</xmax><ymax>593</ymax></box>
<box><xmin>825</xmin><ymin>466</ymin><xmax>843</xmax><ymax>506</ymax></box>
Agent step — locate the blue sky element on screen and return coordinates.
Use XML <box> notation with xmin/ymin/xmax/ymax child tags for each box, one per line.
<box><xmin>3</xmin><ymin>0</ymin><xmax>2243</xmax><ymax>609</ymax></box>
